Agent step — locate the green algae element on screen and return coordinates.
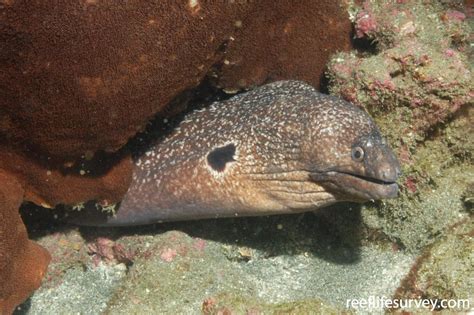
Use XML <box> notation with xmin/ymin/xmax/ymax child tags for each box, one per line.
<box><xmin>395</xmin><ymin>220</ymin><xmax>473</xmax><ymax>313</ymax></box>
<box><xmin>418</xmin><ymin>227</ymin><xmax>473</xmax><ymax>305</ymax></box>
<box><xmin>361</xmin><ymin>105</ymin><xmax>473</xmax><ymax>252</ymax></box>
<box><xmin>362</xmin><ymin>164</ymin><xmax>472</xmax><ymax>252</ymax></box>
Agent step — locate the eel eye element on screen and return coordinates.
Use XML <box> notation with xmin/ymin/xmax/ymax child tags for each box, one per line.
<box><xmin>351</xmin><ymin>146</ymin><xmax>364</xmax><ymax>161</ymax></box>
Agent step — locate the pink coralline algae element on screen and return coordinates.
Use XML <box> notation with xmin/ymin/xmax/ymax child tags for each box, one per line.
<box><xmin>444</xmin><ymin>49</ymin><xmax>456</xmax><ymax>57</ymax></box>
<box><xmin>355</xmin><ymin>10</ymin><xmax>377</xmax><ymax>38</ymax></box>
<box><xmin>328</xmin><ymin>1</ymin><xmax>472</xmax><ymax>143</ymax></box>
<box><xmin>193</xmin><ymin>238</ymin><xmax>207</xmax><ymax>251</ymax></box>
<box><xmin>87</xmin><ymin>237</ymin><xmax>134</xmax><ymax>266</ymax></box>
<box><xmin>160</xmin><ymin>248</ymin><xmax>178</xmax><ymax>263</ymax></box>
<box><xmin>444</xmin><ymin>10</ymin><xmax>466</xmax><ymax>22</ymax></box>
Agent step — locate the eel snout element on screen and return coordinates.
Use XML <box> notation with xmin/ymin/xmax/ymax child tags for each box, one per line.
<box><xmin>309</xmin><ymin>171</ymin><xmax>399</xmax><ymax>201</ymax></box>
<box><xmin>308</xmin><ymin>139</ymin><xmax>402</xmax><ymax>202</ymax></box>
<box><xmin>307</xmin><ymin>128</ymin><xmax>402</xmax><ymax>202</ymax></box>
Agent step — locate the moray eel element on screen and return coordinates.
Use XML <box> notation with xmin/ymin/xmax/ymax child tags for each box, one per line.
<box><xmin>71</xmin><ymin>80</ymin><xmax>401</xmax><ymax>226</ymax></box>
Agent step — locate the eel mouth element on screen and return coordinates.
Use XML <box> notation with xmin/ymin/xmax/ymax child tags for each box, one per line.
<box><xmin>309</xmin><ymin>171</ymin><xmax>399</xmax><ymax>201</ymax></box>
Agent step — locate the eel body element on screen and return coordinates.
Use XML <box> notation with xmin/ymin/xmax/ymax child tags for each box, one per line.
<box><xmin>72</xmin><ymin>81</ymin><xmax>401</xmax><ymax>226</ymax></box>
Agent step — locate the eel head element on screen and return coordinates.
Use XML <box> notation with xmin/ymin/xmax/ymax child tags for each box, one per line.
<box><xmin>303</xmin><ymin>99</ymin><xmax>401</xmax><ymax>203</ymax></box>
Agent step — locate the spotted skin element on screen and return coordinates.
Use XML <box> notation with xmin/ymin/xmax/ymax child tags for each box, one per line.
<box><xmin>72</xmin><ymin>81</ymin><xmax>401</xmax><ymax>226</ymax></box>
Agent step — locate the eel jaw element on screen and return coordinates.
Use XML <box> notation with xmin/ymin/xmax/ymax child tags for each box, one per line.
<box><xmin>309</xmin><ymin>171</ymin><xmax>399</xmax><ymax>202</ymax></box>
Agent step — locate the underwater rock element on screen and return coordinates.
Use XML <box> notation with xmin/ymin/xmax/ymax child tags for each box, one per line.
<box><xmin>20</xmin><ymin>218</ymin><xmax>414</xmax><ymax>314</ymax></box>
<box><xmin>394</xmin><ymin>221</ymin><xmax>473</xmax><ymax>312</ymax></box>
<box><xmin>327</xmin><ymin>0</ymin><xmax>473</xmax><ymax>252</ymax></box>
<box><xmin>17</xmin><ymin>264</ymin><xmax>127</xmax><ymax>315</ymax></box>
<box><xmin>328</xmin><ymin>0</ymin><xmax>471</xmax><ymax>145</ymax></box>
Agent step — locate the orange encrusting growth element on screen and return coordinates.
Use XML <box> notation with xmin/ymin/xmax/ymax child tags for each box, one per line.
<box><xmin>0</xmin><ymin>172</ymin><xmax>50</xmax><ymax>315</ymax></box>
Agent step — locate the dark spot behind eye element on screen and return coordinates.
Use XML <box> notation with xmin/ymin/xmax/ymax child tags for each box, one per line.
<box><xmin>207</xmin><ymin>143</ymin><xmax>236</xmax><ymax>172</ymax></box>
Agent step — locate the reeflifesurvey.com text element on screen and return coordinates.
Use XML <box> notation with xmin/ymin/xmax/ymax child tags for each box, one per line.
<box><xmin>346</xmin><ymin>296</ymin><xmax>471</xmax><ymax>312</ymax></box>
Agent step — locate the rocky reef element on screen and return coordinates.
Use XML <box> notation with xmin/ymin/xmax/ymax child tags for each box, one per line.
<box><xmin>2</xmin><ymin>0</ymin><xmax>473</xmax><ymax>313</ymax></box>
<box><xmin>326</xmin><ymin>0</ymin><xmax>473</xmax><ymax>311</ymax></box>
<box><xmin>327</xmin><ymin>0</ymin><xmax>473</xmax><ymax>252</ymax></box>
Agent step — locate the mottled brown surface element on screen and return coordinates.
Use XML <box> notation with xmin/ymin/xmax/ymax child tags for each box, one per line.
<box><xmin>0</xmin><ymin>1</ymin><xmax>243</xmax><ymax>159</ymax></box>
<box><xmin>216</xmin><ymin>1</ymin><xmax>352</xmax><ymax>90</ymax></box>
<box><xmin>0</xmin><ymin>0</ymin><xmax>351</xmax><ymax>161</ymax></box>
<box><xmin>0</xmin><ymin>148</ymin><xmax>133</xmax><ymax>207</ymax></box>
<box><xmin>0</xmin><ymin>171</ymin><xmax>50</xmax><ymax>314</ymax></box>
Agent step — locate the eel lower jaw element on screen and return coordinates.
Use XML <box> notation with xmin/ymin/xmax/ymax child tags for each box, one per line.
<box><xmin>309</xmin><ymin>171</ymin><xmax>399</xmax><ymax>202</ymax></box>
